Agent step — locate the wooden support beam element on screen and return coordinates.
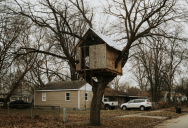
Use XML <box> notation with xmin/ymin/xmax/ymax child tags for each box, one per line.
<box><xmin>90</xmin><ymin>73</ymin><xmax>94</xmax><ymax>86</ymax></box>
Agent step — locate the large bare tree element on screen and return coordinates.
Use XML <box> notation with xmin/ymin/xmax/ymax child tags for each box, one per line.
<box><xmin>8</xmin><ymin>0</ymin><xmax>188</xmax><ymax>126</ymax></box>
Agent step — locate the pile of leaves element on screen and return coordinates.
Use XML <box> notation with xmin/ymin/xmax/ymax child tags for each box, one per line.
<box><xmin>67</xmin><ymin>117</ymin><xmax>162</xmax><ymax>128</ymax></box>
<box><xmin>142</xmin><ymin>111</ymin><xmax>179</xmax><ymax>117</ymax></box>
<box><xmin>0</xmin><ymin>114</ymin><xmax>161</xmax><ymax>128</ymax></box>
<box><xmin>0</xmin><ymin>114</ymin><xmax>62</xmax><ymax>128</ymax></box>
<box><xmin>66</xmin><ymin>110</ymin><xmax>144</xmax><ymax>122</ymax></box>
<box><xmin>157</xmin><ymin>102</ymin><xmax>171</xmax><ymax>109</ymax></box>
<box><xmin>163</xmin><ymin>105</ymin><xmax>188</xmax><ymax>112</ymax></box>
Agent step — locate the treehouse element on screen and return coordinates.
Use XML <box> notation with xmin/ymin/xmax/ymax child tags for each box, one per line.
<box><xmin>75</xmin><ymin>28</ymin><xmax>123</xmax><ymax>77</ymax></box>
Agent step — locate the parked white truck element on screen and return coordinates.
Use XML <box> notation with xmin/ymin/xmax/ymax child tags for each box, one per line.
<box><xmin>103</xmin><ymin>98</ymin><xmax>118</xmax><ymax>110</ymax></box>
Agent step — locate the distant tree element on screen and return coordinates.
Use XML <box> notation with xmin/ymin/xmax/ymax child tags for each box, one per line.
<box><xmin>126</xmin><ymin>86</ymin><xmax>140</xmax><ymax>96</ymax></box>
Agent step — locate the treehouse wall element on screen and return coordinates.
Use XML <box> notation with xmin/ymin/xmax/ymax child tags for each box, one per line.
<box><xmin>106</xmin><ymin>45</ymin><xmax>122</xmax><ymax>74</ymax></box>
<box><xmin>76</xmin><ymin>44</ymin><xmax>122</xmax><ymax>75</ymax></box>
<box><xmin>89</xmin><ymin>44</ymin><xmax>107</xmax><ymax>69</ymax></box>
<box><xmin>76</xmin><ymin>47</ymin><xmax>82</xmax><ymax>70</ymax></box>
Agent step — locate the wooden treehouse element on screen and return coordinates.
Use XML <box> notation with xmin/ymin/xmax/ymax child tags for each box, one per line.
<box><xmin>75</xmin><ymin>28</ymin><xmax>123</xmax><ymax>77</ymax></box>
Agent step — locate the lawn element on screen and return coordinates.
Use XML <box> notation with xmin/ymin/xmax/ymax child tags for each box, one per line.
<box><xmin>165</xmin><ymin>105</ymin><xmax>188</xmax><ymax>112</ymax></box>
<box><xmin>66</xmin><ymin>109</ymin><xmax>145</xmax><ymax>122</ymax></box>
<box><xmin>0</xmin><ymin>108</ymin><xmax>146</xmax><ymax>122</ymax></box>
<box><xmin>142</xmin><ymin>105</ymin><xmax>188</xmax><ymax>117</ymax></box>
<box><xmin>0</xmin><ymin>108</ymin><xmax>151</xmax><ymax>127</ymax></box>
<box><xmin>65</xmin><ymin>117</ymin><xmax>162</xmax><ymax>128</ymax></box>
<box><xmin>0</xmin><ymin>114</ymin><xmax>162</xmax><ymax>128</ymax></box>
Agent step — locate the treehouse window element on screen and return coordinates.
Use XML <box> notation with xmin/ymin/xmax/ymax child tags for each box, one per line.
<box><xmin>81</xmin><ymin>47</ymin><xmax>89</xmax><ymax>69</ymax></box>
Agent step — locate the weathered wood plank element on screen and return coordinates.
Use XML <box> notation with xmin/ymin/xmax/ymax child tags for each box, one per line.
<box><xmin>89</xmin><ymin>44</ymin><xmax>106</xmax><ymax>69</ymax></box>
<box><xmin>76</xmin><ymin>47</ymin><xmax>82</xmax><ymax>70</ymax></box>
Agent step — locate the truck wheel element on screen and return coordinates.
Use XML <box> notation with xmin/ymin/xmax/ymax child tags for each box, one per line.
<box><xmin>105</xmin><ymin>105</ymin><xmax>110</xmax><ymax>110</ymax></box>
<box><xmin>140</xmin><ymin>106</ymin><xmax>145</xmax><ymax>111</ymax></box>
<box><xmin>111</xmin><ymin>107</ymin><xmax>115</xmax><ymax>110</ymax></box>
<box><xmin>122</xmin><ymin>106</ymin><xmax>127</xmax><ymax>110</ymax></box>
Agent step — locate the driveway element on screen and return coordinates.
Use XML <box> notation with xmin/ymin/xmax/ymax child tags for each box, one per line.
<box><xmin>154</xmin><ymin>113</ymin><xmax>188</xmax><ymax>128</ymax></box>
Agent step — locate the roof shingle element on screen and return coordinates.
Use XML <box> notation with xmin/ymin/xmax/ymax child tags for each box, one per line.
<box><xmin>36</xmin><ymin>80</ymin><xmax>86</xmax><ymax>90</ymax></box>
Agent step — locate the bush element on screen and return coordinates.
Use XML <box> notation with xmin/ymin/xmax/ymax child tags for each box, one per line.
<box><xmin>157</xmin><ymin>102</ymin><xmax>170</xmax><ymax>109</ymax></box>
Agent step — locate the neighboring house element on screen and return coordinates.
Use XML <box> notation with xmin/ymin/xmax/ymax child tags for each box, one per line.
<box><xmin>104</xmin><ymin>87</ymin><xmax>140</xmax><ymax>105</ymax></box>
<box><xmin>34</xmin><ymin>80</ymin><xmax>93</xmax><ymax>110</ymax></box>
<box><xmin>139</xmin><ymin>91</ymin><xmax>186</xmax><ymax>102</ymax></box>
<box><xmin>0</xmin><ymin>91</ymin><xmax>8</xmax><ymax>106</ymax></box>
<box><xmin>0</xmin><ymin>88</ymin><xmax>33</xmax><ymax>106</ymax></box>
<box><xmin>9</xmin><ymin>87</ymin><xmax>33</xmax><ymax>102</ymax></box>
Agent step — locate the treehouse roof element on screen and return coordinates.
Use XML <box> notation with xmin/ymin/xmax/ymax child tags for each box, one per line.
<box><xmin>75</xmin><ymin>28</ymin><xmax>122</xmax><ymax>51</ymax></box>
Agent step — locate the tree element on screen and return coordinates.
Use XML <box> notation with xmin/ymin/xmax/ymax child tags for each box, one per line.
<box><xmin>9</xmin><ymin>0</ymin><xmax>188</xmax><ymax>126</ymax></box>
<box><xmin>176</xmin><ymin>78</ymin><xmax>188</xmax><ymax>107</ymax></box>
<box><xmin>109</xmin><ymin>76</ymin><xmax>122</xmax><ymax>90</ymax></box>
<box><xmin>126</xmin><ymin>86</ymin><xmax>140</xmax><ymax>96</ymax></box>
<box><xmin>130</xmin><ymin>37</ymin><xmax>166</xmax><ymax>102</ymax></box>
<box><xmin>0</xmin><ymin>1</ymin><xmax>35</xmax><ymax>105</ymax></box>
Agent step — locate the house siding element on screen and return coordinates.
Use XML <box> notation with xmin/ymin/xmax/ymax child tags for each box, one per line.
<box><xmin>80</xmin><ymin>90</ymin><xmax>93</xmax><ymax>109</ymax></box>
<box><xmin>35</xmin><ymin>91</ymin><xmax>79</xmax><ymax>108</ymax></box>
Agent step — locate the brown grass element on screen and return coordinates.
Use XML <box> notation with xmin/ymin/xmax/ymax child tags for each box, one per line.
<box><xmin>142</xmin><ymin>111</ymin><xmax>180</xmax><ymax>117</ymax></box>
<box><xmin>68</xmin><ymin>117</ymin><xmax>161</xmax><ymax>128</ymax></box>
<box><xmin>66</xmin><ymin>109</ymin><xmax>145</xmax><ymax>122</ymax></box>
<box><xmin>0</xmin><ymin>114</ymin><xmax>161</xmax><ymax>128</ymax></box>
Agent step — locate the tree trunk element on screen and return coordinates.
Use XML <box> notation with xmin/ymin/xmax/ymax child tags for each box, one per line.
<box><xmin>187</xmin><ymin>92</ymin><xmax>188</xmax><ymax>107</ymax></box>
<box><xmin>4</xmin><ymin>67</ymin><xmax>30</xmax><ymax>107</ymax></box>
<box><xmin>69</xmin><ymin>63</ymin><xmax>78</xmax><ymax>80</ymax></box>
<box><xmin>90</xmin><ymin>76</ymin><xmax>114</xmax><ymax>126</ymax></box>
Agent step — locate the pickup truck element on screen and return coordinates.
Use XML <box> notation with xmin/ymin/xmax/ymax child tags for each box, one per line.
<box><xmin>9</xmin><ymin>100</ymin><xmax>31</xmax><ymax>109</ymax></box>
<box><xmin>103</xmin><ymin>99</ymin><xmax>118</xmax><ymax>110</ymax></box>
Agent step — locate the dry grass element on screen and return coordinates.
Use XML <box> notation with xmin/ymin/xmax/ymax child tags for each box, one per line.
<box><xmin>0</xmin><ymin>114</ymin><xmax>161</xmax><ymax>128</ymax></box>
<box><xmin>68</xmin><ymin>117</ymin><xmax>161</xmax><ymax>128</ymax></box>
<box><xmin>142</xmin><ymin>111</ymin><xmax>179</xmax><ymax>117</ymax></box>
<box><xmin>165</xmin><ymin>105</ymin><xmax>188</xmax><ymax>112</ymax></box>
<box><xmin>66</xmin><ymin>109</ymin><xmax>145</xmax><ymax>122</ymax></box>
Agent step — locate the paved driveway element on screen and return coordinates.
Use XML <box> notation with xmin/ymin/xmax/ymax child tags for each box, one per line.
<box><xmin>154</xmin><ymin>113</ymin><xmax>188</xmax><ymax>128</ymax></box>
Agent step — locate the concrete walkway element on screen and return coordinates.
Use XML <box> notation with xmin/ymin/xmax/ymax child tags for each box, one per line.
<box><xmin>66</xmin><ymin>110</ymin><xmax>167</xmax><ymax>125</ymax></box>
<box><xmin>154</xmin><ymin>113</ymin><xmax>188</xmax><ymax>128</ymax></box>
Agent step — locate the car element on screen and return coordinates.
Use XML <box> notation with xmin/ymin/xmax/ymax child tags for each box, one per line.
<box><xmin>9</xmin><ymin>100</ymin><xmax>32</xmax><ymax>109</ymax></box>
<box><xmin>120</xmin><ymin>99</ymin><xmax>152</xmax><ymax>111</ymax></box>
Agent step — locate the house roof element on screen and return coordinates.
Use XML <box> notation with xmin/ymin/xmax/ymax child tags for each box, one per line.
<box><xmin>104</xmin><ymin>87</ymin><xmax>129</xmax><ymax>96</ymax></box>
<box><xmin>36</xmin><ymin>80</ymin><xmax>87</xmax><ymax>90</ymax></box>
<box><xmin>75</xmin><ymin>28</ymin><xmax>122</xmax><ymax>52</ymax></box>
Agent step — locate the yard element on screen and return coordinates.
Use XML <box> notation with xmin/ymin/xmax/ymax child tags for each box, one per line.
<box><xmin>1</xmin><ymin>106</ymin><xmax>188</xmax><ymax>128</ymax></box>
<box><xmin>0</xmin><ymin>108</ymin><xmax>160</xmax><ymax>128</ymax></box>
<box><xmin>142</xmin><ymin>105</ymin><xmax>188</xmax><ymax>117</ymax></box>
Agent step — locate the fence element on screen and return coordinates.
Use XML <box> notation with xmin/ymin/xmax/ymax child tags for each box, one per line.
<box><xmin>0</xmin><ymin>105</ymin><xmax>61</xmax><ymax>123</ymax></box>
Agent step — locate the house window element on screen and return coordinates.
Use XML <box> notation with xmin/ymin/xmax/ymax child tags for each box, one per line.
<box><xmin>42</xmin><ymin>93</ymin><xmax>46</xmax><ymax>101</ymax></box>
<box><xmin>65</xmin><ymin>92</ymin><xmax>70</xmax><ymax>101</ymax></box>
<box><xmin>85</xmin><ymin>93</ymin><xmax>88</xmax><ymax>101</ymax></box>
